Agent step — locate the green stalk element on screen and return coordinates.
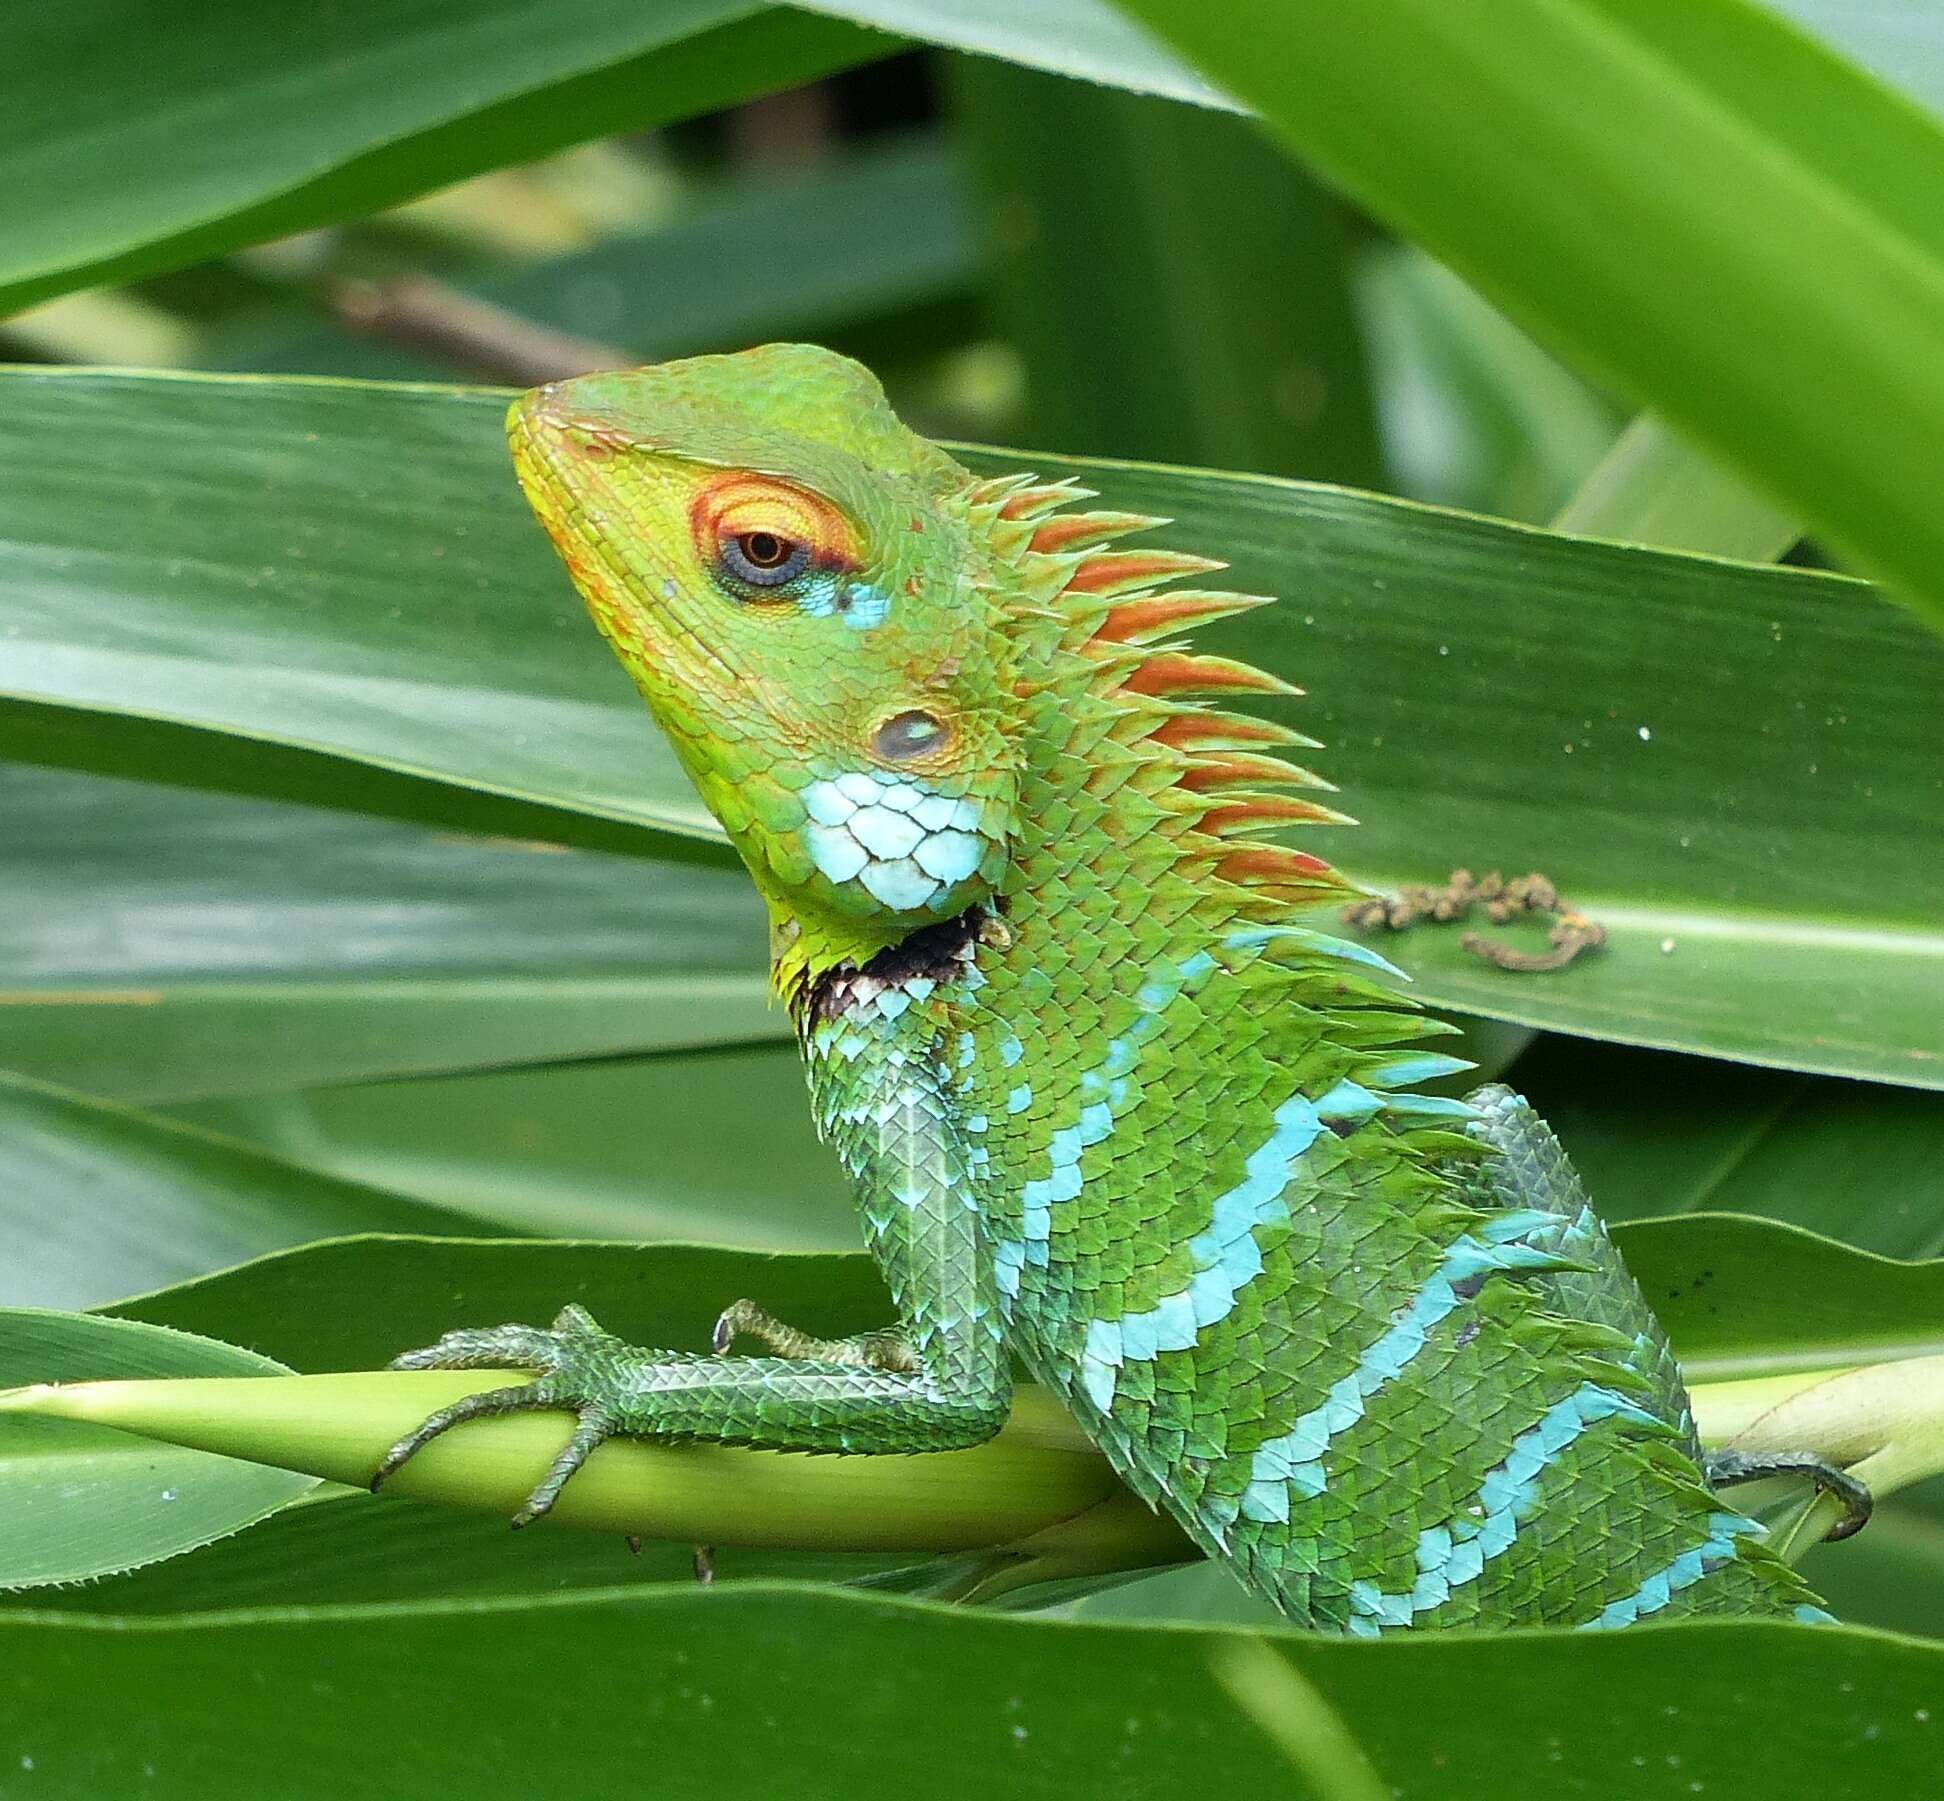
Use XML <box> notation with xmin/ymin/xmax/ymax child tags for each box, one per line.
<box><xmin>8</xmin><ymin>1358</ymin><xmax>1942</xmax><ymax>1574</ymax></box>
<box><xmin>1553</xmin><ymin>416</ymin><xmax>1801</xmax><ymax>562</ymax></box>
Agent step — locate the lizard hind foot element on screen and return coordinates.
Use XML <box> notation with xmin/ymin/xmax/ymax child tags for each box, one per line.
<box><xmin>1705</xmin><ymin>1448</ymin><xmax>1874</xmax><ymax>1543</ymax></box>
<box><xmin>372</xmin><ymin>1304</ymin><xmax>626</xmax><ymax>1527</ymax></box>
<box><xmin>711</xmin><ymin>1298</ymin><xmax>918</xmax><ymax>1370</ymax></box>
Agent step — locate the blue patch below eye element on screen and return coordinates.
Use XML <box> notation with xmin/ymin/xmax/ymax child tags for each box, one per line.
<box><xmin>836</xmin><ymin>580</ymin><xmax>890</xmax><ymax>630</ymax></box>
<box><xmin>793</xmin><ymin>572</ymin><xmax>843</xmax><ymax>619</ymax></box>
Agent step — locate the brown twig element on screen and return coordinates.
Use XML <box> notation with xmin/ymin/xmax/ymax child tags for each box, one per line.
<box><xmin>332</xmin><ymin>276</ymin><xmax>631</xmax><ymax>385</ymax></box>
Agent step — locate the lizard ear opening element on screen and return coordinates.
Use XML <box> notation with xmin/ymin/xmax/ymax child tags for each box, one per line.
<box><xmin>872</xmin><ymin>709</ymin><xmax>951</xmax><ymax>761</ymax></box>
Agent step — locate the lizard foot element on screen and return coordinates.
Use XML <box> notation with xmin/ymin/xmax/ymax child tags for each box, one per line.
<box><xmin>711</xmin><ymin>1298</ymin><xmax>917</xmax><ymax>1370</ymax></box>
<box><xmin>1705</xmin><ymin>1448</ymin><xmax>1874</xmax><ymax>1543</ymax></box>
<box><xmin>372</xmin><ymin>1303</ymin><xmax>623</xmax><ymax>1528</ymax></box>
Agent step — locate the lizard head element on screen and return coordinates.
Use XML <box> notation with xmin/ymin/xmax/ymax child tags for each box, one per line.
<box><xmin>508</xmin><ymin>344</ymin><xmax>1020</xmax><ymax>992</ymax></box>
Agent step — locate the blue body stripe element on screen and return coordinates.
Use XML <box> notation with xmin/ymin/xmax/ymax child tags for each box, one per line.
<box><xmin>1242</xmin><ymin>1209</ymin><xmax>1569</xmax><ymax>1516</ymax></box>
<box><xmin>1078</xmin><ymin>1090</ymin><xmax>1325</xmax><ymax>1410</ymax></box>
<box><xmin>1577</xmin><ymin>1511</ymin><xmax>1769</xmax><ymax>1629</ymax></box>
<box><xmin>988</xmin><ymin>951</ymin><xmax>1216</xmax><ymax>1304</ymax></box>
<box><xmin>1334</xmin><ymin>1381</ymin><xmax>1665</xmax><ymax>1633</ymax></box>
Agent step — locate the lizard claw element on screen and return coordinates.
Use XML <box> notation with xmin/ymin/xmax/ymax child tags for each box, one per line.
<box><xmin>1705</xmin><ymin>1448</ymin><xmax>1874</xmax><ymax>1542</ymax></box>
<box><xmin>373</xmin><ymin>1305</ymin><xmax>624</xmax><ymax>1525</ymax></box>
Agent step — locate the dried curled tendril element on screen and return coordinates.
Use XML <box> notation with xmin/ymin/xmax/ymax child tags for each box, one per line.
<box><xmin>1341</xmin><ymin>868</ymin><xmax>1607</xmax><ymax>974</ymax></box>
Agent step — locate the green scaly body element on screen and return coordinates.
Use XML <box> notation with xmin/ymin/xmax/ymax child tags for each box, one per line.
<box><xmin>378</xmin><ymin>344</ymin><xmax>1826</xmax><ymax>1632</ymax></box>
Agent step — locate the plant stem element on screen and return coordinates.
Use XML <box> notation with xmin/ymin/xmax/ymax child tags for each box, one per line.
<box><xmin>1553</xmin><ymin>414</ymin><xmax>1800</xmax><ymax>562</ymax></box>
<box><xmin>7</xmin><ymin>1355</ymin><xmax>1943</xmax><ymax>1575</ymax></box>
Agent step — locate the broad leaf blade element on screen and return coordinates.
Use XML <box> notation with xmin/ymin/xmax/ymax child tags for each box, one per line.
<box><xmin>0</xmin><ymin>1</ymin><xmax>888</xmax><ymax>313</ymax></box>
<box><xmin>1513</xmin><ymin>1036</ymin><xmax>1944</xmax><ymax>1259</ymax></box>
<box><xmin>0</xmin><ymin>1310</ymin><xmax>313</xmax><ymax>1588</ymax></box>
<box><xmin>0</xmin><ymin>1584</ymin><xmax>1935</xmax><ymax>1798</ymax></box>
<box><xmin>105</xmin><ymin>1237</ymin><xmax>888</xmax><ymax>1374</ymax></box>
<box><xmin>1115</xmin><ymin>0</ymin><xmax>1944</xmax><ymax>631</ymax></box>
<box><xmin>0</xmin><ymin>1074</ymin><xmax>478</xmax><ymax>1311</ymax></box>
<box><xmin>168</xmin><ymin>1048</ymin><xmax>853</xmax><ymax>1249</ymax></box>
<box><xmin>0</xmin><ymin>762</ymin><xmax>774</xmax><ymax>1102</ymax></box>
<box><xmin>3</xmin><ymin>371</ymin><xmax>1937</xmax><ymax>1086</ymax></box>
<box><xmin>0</xmin><ymin>1487</ymin><xmax>936</xmax><ymax>1615</ymax></box>
<box><xmin>1613</xmin><ymin>1216</ymin><xmax>1944</xmax><ymax>1382</ymax></box>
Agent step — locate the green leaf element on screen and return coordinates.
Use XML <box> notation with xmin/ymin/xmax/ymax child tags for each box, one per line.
<box><xmin>0</xmin><ymin>761</ymin><xmax>774</xmax><ymax>1103</ymax></box>
<box><xmin>1114</xmin><ymin>0</ymin><xmax>1944</xmax><ymax>632</ymax></box>
<box><xmin>105</xmin><ymin>1237</ymin><xmax>886</xmax><ymax>1374</ymax></box>
<box><xmin>1614</xmin><ymin>1216</ymin><xmax>1944</xmax><ymax>1382</ymax></box>
<box><xmin>5</xmin><ymin>370</ymin><xmax>1937</xmax><ymax>1087</ymax></box>
<box><xmin>0</xmin><ymin>1309</ymin><xmax>313</xmax><ymax>1588</ymax></box>
<box><xmin>1</xmin><ymin>1584</ymin><xmax>1936</xmax><ymax>1797</ymax></box>
<box><xmin>0</xmin><ymin>1487</ymin><xmax>936</xmax><ymax>1615</ymax></box>
<box><xmin>1514</xmin><ymin>1036</ymin><xmax>1944</xmax><ymax>1258</ymax></box>
<box><xmin>167</xmin><ymin>1048</ymin><xmax>853</xmax><ymax>1248</ymax></box>
<box><xmin>949</xmin><ymin>58</ymin><xmax>1383</xmax><ymax>483</ymax></box>
<box><xmin>0</xmin><ymin>1</ymin><xmax>889</xmax><ymax>314</ymax></box>
<box><xmin>0</xmin><ymin>1073</ymin><xmax>478</xmax><ymax>1311</ymax></box>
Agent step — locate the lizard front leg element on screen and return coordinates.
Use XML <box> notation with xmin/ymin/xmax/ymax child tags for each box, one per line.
<box><xmin>372</xmin><ymin>1049</ymin><xmax>1008</xmax><ymax>1525</ymax></box>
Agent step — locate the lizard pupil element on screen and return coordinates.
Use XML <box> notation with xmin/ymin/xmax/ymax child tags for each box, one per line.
<box><xmin>719</xmin><ymin>529</ymin><xmax>811</xmax><ymax>589</ymax></box>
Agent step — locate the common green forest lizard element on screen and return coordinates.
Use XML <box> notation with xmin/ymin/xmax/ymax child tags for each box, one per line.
<box><xmin>375</xmin><ymin>344</ymin><xmax>1857</xmax><ymax>1632</ymax></box>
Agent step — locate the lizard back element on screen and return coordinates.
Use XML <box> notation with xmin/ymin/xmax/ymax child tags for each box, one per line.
<box><xmin>847</xmin><ymin>469</ymin><xmax>1822</xmax><ymax>1631</ymax></box>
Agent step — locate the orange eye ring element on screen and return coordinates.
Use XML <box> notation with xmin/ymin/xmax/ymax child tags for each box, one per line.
<box><xmin>691</xmin><ymin>475</ymin><xmax>857</xmax><ymax>595</ymax></box>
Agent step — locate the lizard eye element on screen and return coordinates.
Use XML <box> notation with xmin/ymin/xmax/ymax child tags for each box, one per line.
<box><xmin>719</xmin><ymin>530</ymin><xmax>811</xmax><ymax>589</ymax></box>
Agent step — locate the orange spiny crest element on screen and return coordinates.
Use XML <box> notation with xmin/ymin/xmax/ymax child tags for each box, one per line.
<box><xmin>999</xmin><ymin>478</ymin><xmax>1096</xmax><ymax>522</ymax></box>
<box><xmin>1123</xmin><ymin>652</ymin><xmax>1301</xmax><ymax>700</ymax></box>
<box><xmin>1197</xmin><ymin>793</ymin><xmax>1357</xmax><ymax>837</ymax></box>
<box><xmin>983</xmin><ymin>476</ymin><xmax>1364</xmax><ymax>935</ymax></box>
<box><xmin>1176</xmin><ymin>751</ymin><xmax>1334</xmax><ymax>794</ymax></box>
<box><xmin>1090</xmin><ymin>588</ymin><xmax>1271</xmax><ymax>645</ymax></box>
<box><xmin>1063</xmin><ymin>548</ymin><xmax>1227</xmax><ymax>598</ymax></box>
<box><xmin>1214</xmin><ymin>844</ymin><xmax>1361</xmax><ymax>903</ymax></box>
<box><xmin>963</xmin><ymin>472</ymin><xmax>1039</xmax><ymax>510</ymax></box>
<box><xmin>1029</xmin><ymin>509</ymin><xmax>1164</xmax><ymax>555</ymax></box>
<box><xmin>1149</xmin><ymin>712</ymin><xmax>1324</xmax><ymax>754</ymax></box>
